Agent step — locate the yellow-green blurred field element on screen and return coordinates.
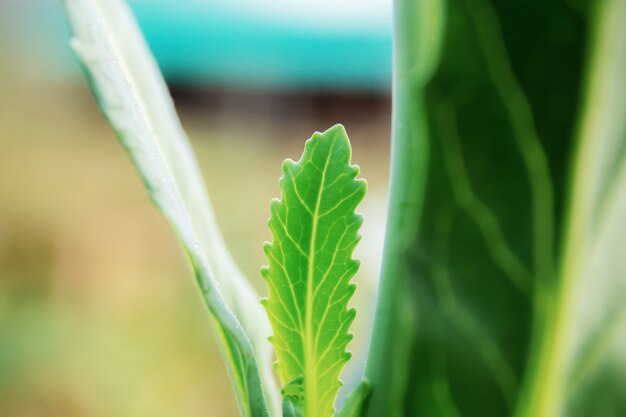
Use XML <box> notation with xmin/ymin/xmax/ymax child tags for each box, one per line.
<box><xmin>0</xmin><ymin>59</ymin><xmax>390</xmax><ymax>416</ymax></box>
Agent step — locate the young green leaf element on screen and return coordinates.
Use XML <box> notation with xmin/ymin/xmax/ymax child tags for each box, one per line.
<box><xmin>262</xmin><ymin>125</ymin><xmax>366</xmax><ymax>417</ymax></box>
<box><xmin>281</xmin><ymin>377</ymin><xmax>305</xmax><ymax>417</ymax></box>
<box><xmin>60</xmin><ymin>0</ymin><xmax>278</xmax><ymax>416</ymax></box>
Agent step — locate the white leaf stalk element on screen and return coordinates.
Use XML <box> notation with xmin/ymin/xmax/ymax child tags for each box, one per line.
<box><xmin>62</xmin><ymin>0</ymin><xmax>279</xmax><ymax>415</ymax></box>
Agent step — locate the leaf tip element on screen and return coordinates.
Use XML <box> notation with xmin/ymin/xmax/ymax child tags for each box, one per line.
<box><xmin>324</xmin><ymin>123</ymin><xmax>347</xmax><ymax>137</ymax></box>
<box><xmin>347</xmin><ymin>282</ymin><xmax>358</xmax><ymax>297</ymax></box>
<box><xmin>355</xmin><ymin>177</ymin><xmax>368</xmax><ymax>195</ymax></box>
<box><xmin>260</xmin><ymin>268</ymin><xmax>270</xmax><ymax>281</ymax></box>
<box><xmin>347</xmin><ymin>307</ymin><xmax>357</xmax><ymax>321</ymax></box>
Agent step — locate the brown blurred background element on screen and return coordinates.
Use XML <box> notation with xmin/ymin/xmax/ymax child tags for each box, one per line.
<box><xmin>0</xmin><ymin>1</ymin><xmax>392</xmax><ymax>416</ymax></box>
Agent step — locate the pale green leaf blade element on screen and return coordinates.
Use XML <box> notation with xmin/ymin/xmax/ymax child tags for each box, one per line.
<box><xmin>60</xmin><ymin>0</ymin><xmax>278</xmax><ymax>415</ymax></box>
<box><xmin>263</xmin><ymin>125</ymin><xmax>366</xmax><ymax>417</ymax></box>
<box><xmin>361</xmin><ymin>0</ymin><xmax>625</xmax><ymax>415</ymax></box>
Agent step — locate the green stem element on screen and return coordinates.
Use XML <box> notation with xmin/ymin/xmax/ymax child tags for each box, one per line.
<box><xmin>363</xmin><ymin>0</ymin><xmax>445</xmax><ymax>415</ymax></box>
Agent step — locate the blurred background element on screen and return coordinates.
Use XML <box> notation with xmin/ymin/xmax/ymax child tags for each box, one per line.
<box><xmin>0</xmin><ymin>0</ymin><xmax>392</xmax><ymax>416</ymax></box>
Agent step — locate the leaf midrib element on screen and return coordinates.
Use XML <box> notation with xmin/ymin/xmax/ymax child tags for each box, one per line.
<box><xmin>304</xmin><ymin>138</ymin><xmax>336</xmax><ymax>417</ymax></box>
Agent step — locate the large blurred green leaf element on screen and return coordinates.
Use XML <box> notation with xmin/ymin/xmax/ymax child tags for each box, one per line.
<box><xmin>61</xmin><ymin>1</ymin><xmax>279</xmax><ymax>416</ymax></box>
<box><xmin>527</xmin><ymin>0</ymin><xmax>626</xmax><ymax>415</ymax></box>
<box><xmin>366</xmin><ymin>0</ymin><xmax>626</xmax><ymax>416</ymax></box>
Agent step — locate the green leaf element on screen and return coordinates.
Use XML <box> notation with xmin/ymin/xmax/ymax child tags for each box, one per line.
<box><xmin>281</xmin><ymin>377</ymin><xmax>305</xmax><ymax>417</ymax></box>
<box><xmin>60</xmin><ymin>0</ymin><xmax>278</xmax><ymax>416</ymax></box>
<box><xmin>335</xmin><ymin>379</ymin><xmax>372</xmax><ymax>417</ymax></box>
<box><xmin>262</xmin><ymin>125</ymin><xmax>366</xmax><ymax>417</ymax></box>
<box><xmin>396</xmin><ymin>0</ymin><xmax>588</xmax><ymax>413</ymax></box>
<box><xmin>365</xmin><ymin>0</ymin><xmax>626</xmax><ymax>416</ymax></box>
<box><xmin>282</xmin><ymin>398</ymin><xmax>305</xmax><ymax>417</ymax></box>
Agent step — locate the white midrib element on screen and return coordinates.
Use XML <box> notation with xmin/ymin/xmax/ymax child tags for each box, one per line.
<box><xmin>304</xmin><ymin>141</ymin><xmax>335</xmax><ymax>417</ymax></box>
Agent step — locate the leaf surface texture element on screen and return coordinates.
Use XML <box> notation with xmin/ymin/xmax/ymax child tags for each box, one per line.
<box><xmin>263</xmin><ymin>125</ymin><xmax>365</xmax><ymax>417</ymax></box>
<box><xmin>365</xmin><ymin>0</ymin><xmax>626</xmax><ymax>416</ymax></box>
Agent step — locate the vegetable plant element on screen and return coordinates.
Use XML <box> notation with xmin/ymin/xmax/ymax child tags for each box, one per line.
<box><xmin>61</xmin><ymin>0</ymin><xmax>626</xmax><ymax>416</ymax></box>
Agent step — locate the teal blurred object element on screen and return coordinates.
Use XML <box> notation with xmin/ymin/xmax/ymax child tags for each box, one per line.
<box><xmin>128</xmin><ymin>0</ymin><xmax>392</xmax><ymax>91</ymax></box>
<box><xmin>2</xmin><ymin>0</ymin><xmax>391</xmax><ymax>91</ymax></box>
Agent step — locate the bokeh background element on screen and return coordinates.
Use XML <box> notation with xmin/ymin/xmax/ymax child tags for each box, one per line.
<box><xmin>0</xmin><ymin>1</ymin><xmax>392</xmax><ymax>416</ymax></box>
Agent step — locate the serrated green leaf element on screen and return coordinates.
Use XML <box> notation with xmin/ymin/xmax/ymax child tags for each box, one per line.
<box><xmin>262</xmin><ymin>125</ymin><xmax>366</xmax><ymax>417</ymax></box>
<box><xmin>60</xmin><ymin>1</ymin><xmax>278</xmax><ymax>416</ymax></box>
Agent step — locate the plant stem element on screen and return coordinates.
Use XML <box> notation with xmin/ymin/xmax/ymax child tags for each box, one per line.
<box><xmin>364</xmin><ymin>0</ymin><xmax>444</xmax><ymax>415</ymax></box>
